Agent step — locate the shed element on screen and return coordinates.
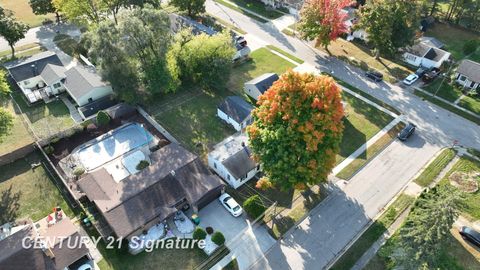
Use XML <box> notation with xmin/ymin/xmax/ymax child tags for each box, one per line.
<box><xmin>217</xmin><ymin>96</ymin><xmax>254</xmax><ymax>131</ymax></box>
<box><xmin>244</xmin><ymin>73</ymin><xmax>279</xmax><ymax>100</ymax></box>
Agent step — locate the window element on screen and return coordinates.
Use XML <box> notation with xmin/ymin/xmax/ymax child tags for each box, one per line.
<box><xmin>256</xmin><ymin>165</ymin><xmax>260</xmax><ymax>171</ymax></box>
<box><xmin>471</xmin><ymin>81</ymin><xmax>476</xmax><ymax>88</ymax></box>
<box><xmin>88</xmin><ymin>98</ymin><xmax>93</xmax><ymax>103</ymax></box>
<box><xmin>53</xmin><ymin>83</ymin><xmax>61</xmax><ymax>88</ymax></box>
<box><xmin>458</xmin><ymin>75</ymin><xmax>466</xmax><ymax>82</ymax></box>
<box><xmin>214</xmin><ymin>162</ymin><xmax>217</xmax><ymax>169</ymax></box>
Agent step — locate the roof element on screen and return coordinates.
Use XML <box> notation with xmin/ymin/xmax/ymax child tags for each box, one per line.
<box><xmin>245</xmin><ymin>73</ymin><xmax>279</xmax><ymax>94</ymax></box>
<box><xmin>408</xmin><ymin>43</ymin><xmax>432</xmax><ymax>57</ymax></box>
<box><xmin>423</xmin><ymin>47</ymin><xmax>448</xmax><ymax>62</ymax></box>
<box><xmin>40</xmin><ymin>64</ymin><xmax>67</xmax><ymax>85</ymax></box>
<box><xmin>418</xmin><ymin>36</ymin><xmax>444</xmax><ymax>48</ymax></box>
<box><xmin>5</xmin><ymin>51</ymin><xmax>63</xmax><ymax>82</ymax></box>
<box><xmin>408</xmin><ymin>43</ymin><xmax>449</xmax><ymax>62</ymax></box>
<box><xmin>64</xmin><ymin>65</ymin><xmax>110</xmax><ymax>100</ymax></box>
<box><xmin>457</xmin><ymin>60</ymin><xmax>480</xmax><ymax>82</ymax></box>
<box><xmin>78</xmin><ymin>143</ymin><xmax>223</xmax><ymax>238</ymax></box>
<box><xmin>78</xmin><ymin>96</ymin><xmax>118</xmax><ymax>118</ymax></box>
<box><xmin>218</xmin><ymin>96</ymin><xmax>253</xmax><ymax>123</ymax></box>
<box><xmin>222</xmin><ymin>148</ymin><xmax>256</xmax><ymax>179</ymax></box>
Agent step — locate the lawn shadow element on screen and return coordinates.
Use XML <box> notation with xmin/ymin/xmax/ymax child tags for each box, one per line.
<box><xmin>0</xmin><ymin>185</ymin><xmax>21</xmax><ymax>224</ymax></box>
<box><xmin>338</xmin><ymin>118</ymin><xmax>367</xmax><ymax>162</ymax></box>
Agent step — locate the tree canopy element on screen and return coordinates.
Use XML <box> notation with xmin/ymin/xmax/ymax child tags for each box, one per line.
<box><xmin>29</xmin><ymin>0</ymin><xmax>61</xmax><ymax>23</ymax></box>
<box><xmin>247</xmin><ymin>71</ymin><xmax>344</xmax><ymax>190</ymax></box>
<box><xmin>170</xmin><ymin>0</ymin><xmax>206</xmax><ymax>17</ymax></box>
<box><xmin>0</xmin><ymin>7</ymin><xmax>29</xmax><ymax>58</ymax></box>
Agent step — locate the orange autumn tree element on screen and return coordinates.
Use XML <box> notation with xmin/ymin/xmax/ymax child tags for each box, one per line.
<box><xmin>247</xmin><ymin>70</ymin><xmax>344</xmax><ymax>190</ymax></box>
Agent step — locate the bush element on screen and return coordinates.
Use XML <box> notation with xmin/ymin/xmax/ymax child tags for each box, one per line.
<box><xmin>206</xmin><ymin>226</ymin><xmax>214</xmax><ymax>235</ymax></box>
<box><xmin>193</xmin><ymin>227</ymin><xmax>206</xmax><ymax>240</ymax></box>
<box><xmin>44</xmin><ymin>145</ymin><xmax>54</xmax><ymax>154</ymax></box>
<box><xmin>136</xmin><ymin>160</ymin><xmax>150</xmax><ymax>170</ymax></box>
<box><xmin>243</xmin><ymin>195</ymin><xmax>266</xmax><ymax>219</ymax></box>
<box><xmin>211</xmin><ymin>231</ymin><xmax>225</xmax><ymax>246</ymax></box>
<box><xmin>73</xmin><ymin>167</ymin><xmax>85</xmax><ymax>176</ymax></box>
<box><xmin>96</xmin><ymin>111</ymin><xmax>111</xmax><ymax>126</ymax></box>
<box><xmin>463</xmin><ymin>40</ymin><xmax>479</xmax><ymax>55</ymax></box>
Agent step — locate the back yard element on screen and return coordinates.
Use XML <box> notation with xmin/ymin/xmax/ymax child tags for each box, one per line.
<box><xmin>0</xmin><ymin>100</ymin><xmax>34</xmax><ymax>156</ymax></box>
<box><xmin>0</xmin><ymin>0</ymin><xmax>55</xmax><ymax>27</ymax></box>
<box><xmin>0</xmin><ymin>151</ymin><xmax>73</xmax><ymax>223</ymax></box>
<box><xmin>426</xmin><ymin>23</ymin><xmax>480</xmax><ymax>62</ymax></box>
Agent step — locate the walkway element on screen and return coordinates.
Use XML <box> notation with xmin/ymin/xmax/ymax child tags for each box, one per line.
<box><xmin>60</xmin><ymin>95</ymin><xmax>83</xmax><ymax>123</ymax></box>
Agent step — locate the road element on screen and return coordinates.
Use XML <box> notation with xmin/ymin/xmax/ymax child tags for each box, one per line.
<box><xmin>205</xmin><ymin>1</ymin><xmax>480</xmax><ymax>269</ymax></box>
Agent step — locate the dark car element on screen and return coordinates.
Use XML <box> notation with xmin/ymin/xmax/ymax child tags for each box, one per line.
<box><xmin>365</xmin><ymin>71</ymin><xmax>383</xmax><ymax>82</ymax></box>
<box><xmin>459</xmin><ymin>226</ymin><xmax>480</xmax><ymax>247</ymax></box>
<box><xmin>422</xmin><ymin>67</ymin><xmax>441</xmax><ymax>83</ymax></box>
<box><xmin>415</xmin><ymin>67</ymin><xmax>428</xmax><ymax>77</ymax></box>
<box><xmin>397</xmin><ymin>122</ymin><xmax>416</xmax><ymax>141</ymax></box>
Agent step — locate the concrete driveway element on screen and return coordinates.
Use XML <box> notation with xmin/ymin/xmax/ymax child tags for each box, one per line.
<box><xmin>199</xmin><ymin>199</ymin><xmax>275</xmax><ymax>269</ymax></box>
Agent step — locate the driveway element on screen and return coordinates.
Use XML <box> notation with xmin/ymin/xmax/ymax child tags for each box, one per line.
<box><xmin>199</xmin><ymin>199</ymin><xmax>275</xmax><ymax>269</ymax></box>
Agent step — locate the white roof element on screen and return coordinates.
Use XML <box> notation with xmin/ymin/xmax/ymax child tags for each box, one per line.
<box><xmin>209</xmin><ymin>132</ymin><xmax>249</xmax><ymax>162</ymax></box>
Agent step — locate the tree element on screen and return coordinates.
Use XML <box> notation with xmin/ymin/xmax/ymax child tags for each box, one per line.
<box><xmin>0</xmin><ymin>108</ymin><xmax>13</xmax><ymax>143</ymax></box>
<box><xmin>170</xmin><ymin>0</ymin><xmax>206</xmax><ymax>17</ymax></box>
<box><xmin>29</xmin><ymin>0</ymin><xmax>61</xmax><ymax>23</ymax></box>
<box><xmin>0</xmin><ymin>8</ymin><xmax>29</xmax><ymax>59</ymax></box>
<box><xmin>247</xmin><ymin>71</ymin><xmax>344</xmax><ymax>190</ymax></box>
<box><xmin>243</xmin><ymin>195</ymin><xmax>266</xmax><ymax>219</ymax></box>
<box><xmin>298</xmin><ymin>0</ymin><xmax>352</xmax><ymax>50</ymax></box>
<box><xmin>463</xmin><ymin>39</ymin><xmax>479</xmax><ymax>55</ymax></box>
<box><xmin>357</xmin><ymin>0</ymin><xmax>418</xmax><ymax>56</ymax></box>
<box><xmin>394</xmin><ymin>185</ymin><xmax>461</xmax><ymax>268</ymax></box>
<box><xmin>0</xmin><ymin>69</ymin><xmax>11</xmax><ymax>100</ymax></box>
<box><xmin>211</xmin><ymin>231</ymin><xmax>225</xmax><ymax>246</ymax></box>
<box><xmin>101</xmin><ymin>0</ymin><xmax>125</xmax><ymax>24</ymax></box>
<box><xmin>53</xmin><ymin>0</ymin><xmax>106</xmax><ymax>24</ymax></box>
<box><xmin>96</xmin><ymin>110</ymin><xmax>111</xmax><ymax>126</ymax></box>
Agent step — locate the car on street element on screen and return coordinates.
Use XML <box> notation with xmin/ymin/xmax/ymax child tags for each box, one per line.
<box><xmin>365</xmin><ymin>70</ymin><xmax>383</xmax><ymax>82</ymax></box>
<box><xmin>459</xmin><ymin>226</ymin><xmax>480</xmax><ymax>247</ymax></box>
<box><xmin>397</xmin><ymin>122</ymin><xmax>416</xmax><ymax>141</ymax></box>
<box><xmin>403</xmin><ymin>74</ymin><xmax>419</xmax><ymax>85</ymax></box>
<box><xmin>219</xmin><ymin>193</ymin><xmax>243</xmax><ymax>217</ymax></box>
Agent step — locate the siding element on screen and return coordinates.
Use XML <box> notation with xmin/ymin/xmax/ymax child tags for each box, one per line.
<box><xmin>217</xmin><ymin>108</ymin><xmax>242</xmax><ymax>131</ymax></box>
<box><xmin>75</xmin><ymin>86</ymin><xmax>114</xmax><ymax>106</ymax></box>
<box><xmin>208</xmin><ymin>154</ymin><xmax>259</xmax><ymax>189</ymax></box>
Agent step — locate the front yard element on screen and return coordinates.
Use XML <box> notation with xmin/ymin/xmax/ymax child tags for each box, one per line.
<box><xmin>0</xmin><ymin>151</ymin><xmax>73</xmax><ymax>223</ymax></box>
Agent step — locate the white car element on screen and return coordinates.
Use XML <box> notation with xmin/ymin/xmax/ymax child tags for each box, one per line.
<box><xmin>219</xmin><ymin>193</ymin><xmax>243</xmax><ymax>217</ymax></box>
<box><xmin>403</xmin><ymin>74</ymin><xmax>419</xmax><ymax>85</ymax></box>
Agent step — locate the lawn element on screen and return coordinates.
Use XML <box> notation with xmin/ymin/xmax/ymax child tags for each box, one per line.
<box><xmin>458</xmin><ymin>95</ymin><xmax>480</xmax><ymax>115</ymax></box>
<box><xmin>53</xmin><ymin>34</ymin><xmax>79</xmax><ymax>57</ymax></box>
<box><xmin>0</xmin><ymin>99</ymin><xmax>34</xmax><ymax>156</ymax></box>
<box><xmin>213</xmin><ymin>0</ymin><xmax>268</xmax><ymax>23</ymax></box>
<box><xmin>0</xmin><ymin>0</ymin><xmax>55</xmax><ymax>27</ymax></box>
<box><xmin>222</xmin><ymin>0</ymin><xmax>284</xmax><ymax>19</ymax></box>
<box><xmin>11</xmin><ymin>92</ymin><xmax>75</xmax><ymax>140</ymax></box>
<box><xmin>413</xmin><ymin>148</ymin><xmax>456</xmax><ymax>187</ymax></box>
<box><xmin>423</xmin><ymin>78</ymin><xmax>463</xmax><ymax>102</ymax></box>
<box><xmin>227</xmin><ymin>47</ymin><xmax>296</xmax><ymax>93</ymax></box>
<box><xmin>426</xmin><ymin>22</ymin><xmax>480</xmax><ymax>61</ymax></box>
<box><xmin>0</xmin><ymin>151</ymin><xmax>73</xmax><ymax>223</ymax></box>
<box><xmin>266</xmin><ymin>45</ymin><xmax>304</xmax><ymax>64</ymax></box>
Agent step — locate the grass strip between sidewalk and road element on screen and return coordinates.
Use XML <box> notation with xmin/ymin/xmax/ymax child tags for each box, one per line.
<box><xmin>213</xmin><ymin>0</ymin><xmax>268</xmax><ymax>23</ymax></box>
<box><xmin>266</xmin><ymin>45</ymin><xmax>304</xmax><ymax>64</ymax></box>
<box><xmin>413</xmin><ymin>148</ymin><xmax>456</xmax><ymax>187</ymax></box>
<box><xmin>414</xmin><ymin>89</ymin><xmax>480</xmax><ymax>125</ymax></box>
<box><xmin>211</xmin><ymin>16</ymin><xmax>247</xmax><ymax>34</ymax></box>
<box><xmin>330</xmin><ymin>193</ymin><xmax>415</xmax><ymax>270</ymax></box>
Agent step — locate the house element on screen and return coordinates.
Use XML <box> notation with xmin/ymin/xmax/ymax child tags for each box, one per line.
<box><xmin>402</xmin><ymin>42</ymin><xmax>450</xmax><ymax>69</ymax></box>
<box><xmin>0</xmin><ymin>215</ymin><xmax>92</xmax><ymax>270</ymax></box>
<box><xmin>63</xmin><ymin>65</ymin><xmax>113</xmax><ymax>107</ymax></box>
<box><xmin>455</xmin><ymin>60</ymin><xmax>480</xmax><ymax>90</ymax></box>
<box><xmin>418</xmin><ymin>36</ymin><xmax>444</xmax><ymax>49</ymax></box>
<box><xmin>244</xmin><ymin>73</ymin><xmax>279</xmax><ymax>100</ymax></box>
<box><xmin>217</xmin><ymin>96</ymin><xmax>254</xmax><ymax>131</ymax></box>
<box><xmin>208</xmin><ymin>132</ymin><xmax>259</xmax><ymax>189</ymax></box>
<box><xmin>77</xmin><ymin>142</ymin><xmax>224</xmax><ymax>240</ymax></box>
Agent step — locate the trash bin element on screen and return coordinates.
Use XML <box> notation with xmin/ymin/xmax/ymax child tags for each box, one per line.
<box><xmin>191</xmin><ymin>214</ymin><xmax>200</xmax><ymax>225</ymax></box>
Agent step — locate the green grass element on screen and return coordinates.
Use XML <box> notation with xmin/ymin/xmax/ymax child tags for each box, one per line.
<box><xmin>458</xmin><ymin>95</ymin><xmax>480</xmax><ymax>115</ymax></box>
<box><xmin>265</xmin><ymin>45</ymin><xmax>304</xmax><ymax>64</ymax></box>
<box><xmin>0</xmin><ymin>44</ymin><xmax>46</xmax><ymax>63</ymax></box>
<box><xmin>0</xmin><ymin>99</ymin><xmax>34</xmax><ymax>156</ymax></box>
<box><xmin>414</xmin><ymin>89</ymin><xmax>480</xmax><ymax>125</ymax></box>
<box><xmin>426</xmin><ymin>22</ymin><xmax>480</xmax><ymax>61</ymax></box>
<box><xmin>53</xmin><ymin>34</ymin><xmax>79</xmax><ymax>57</ymax></box>
<box><xmin>423</xmin><ymin>79</ymin><xmax>463</xmax><ymax>102</ymax></box>
<box><xmin>11</xmin><ymin>92</ymin><xmax>75</xmax><ymax>139</ymax></box>
<box><xmin>0</xmin><ymin>43</ymin><xmax>41</xmax><ymax>58</ymax></box>
<box><xmin>414</xmin><ymin>148</ymin><xmax>457</xmax><ymax>187</ymax></box>
<box><xmin>331</xmin><ymin>193</ymin><xmax>415</xmax><ymax>270</ymax></box>
<box><xmin>213</xmin><ymin>0</ymin><xmax>268</xmax><ymax>23</ymax></box>
<box><xmin>226</xmin><ymin>0</ymin><xmax>284</xmax><ymax>19</ymax></box>
<box><xmin>0</xmin><ymin>151</ymin><xmax>74</xmax><ymax>223</ymax></box>
<box><xmin>227</xmin><ymin>47</ymin><xmax>296</xmax><ymax>93</ymax></box>
<box><xmin>281</xmin><ymin>28</ymin><xmax>294</xmax><ymax>36</ymax></box>
<box><xmin>0</xmin><ymin>0</ymin><xmax>55</xmax><ymax>27</ymax></box>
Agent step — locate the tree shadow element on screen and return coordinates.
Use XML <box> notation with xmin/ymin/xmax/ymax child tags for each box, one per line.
<box><xmin>0</xmin><ymin>185</ymin><xmax>21</xmax><ymax>224</ymax></box>
<box><xmin>338</xmin><ymin>118</ymin><xmax>367</xmax><ymax>161</ymax></box>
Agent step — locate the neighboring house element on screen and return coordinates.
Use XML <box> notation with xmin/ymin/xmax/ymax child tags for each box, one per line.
<box><xmin>0</xmin><ymin>215</ymin><xmax>92</xmax><ymax>270</ymax></box>
<box><xmin>63</xmin><ymin>65</ymin><xmax>113</xmax><ymax>107</ymax></box>
<box><xmin>402</xmin><ymin>42</ymin><xmax>450</xmax><ymax>68</ymax></box>
<box><xmin>455</xmin><ymin>59</ymin><xmax>480</xmax><ymax>90</ymax></box>
<box><xmin>244</xmin><ymin>73</ymin><xmax>279</xmax><ymax>100</ymax></box>
<box><xmin>418</xmin><ymin>36</ymin><xmax>444</xmax><ymax>49</ymax></box>
<box><xmin>342</xmin><ymin>6</ymin><xmax>369</xmax><ymax>42</ymax></box>
<box><xmin>217</xmin><ymin>96</ymin><xmax>254</xmax><ymax>131</ymax></box>
<box><xmin>208</xmin><ymin>132</ymin><xmax>259</xmax><ymax>189</ymax></box>
<box><xmin>77</xmin><ymin>143</ymin><xmax>224</xmax><ymax>240</ymax></box>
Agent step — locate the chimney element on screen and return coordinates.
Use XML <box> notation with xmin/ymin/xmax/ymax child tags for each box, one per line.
<box><xmin>242</xmin><ymin>142</ymin><xmax>251</xmax><ymax>156</ymax></box>
<box><xmin>31</xmin><ymin>64</ymin><xmax>37</xmax><ymax>76</ymax></box>
<box><xmin>44</xmin><ymin>247</ymin><xmax>55</xmax><ymax>259</ymax></box>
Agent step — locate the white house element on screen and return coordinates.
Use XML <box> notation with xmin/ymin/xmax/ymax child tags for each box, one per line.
<box><xmin>244</xmin><ymin>73</ymin><xmax>279</xmax><ymax>101</ymax></box>
<box><xmin>455</xmin><ymin>60</ymin><xmax>480</xmax><ymax>91</ymax></box>
<box><xmin>63</xmin><ymin>65</ymin><xmax>113</xmax><ymax>107</ymax></box>
<box><xmin>402</xmin><ymin>42</ymin><xmax>450</xmax><ymax>69</ymax></box>
<box><xmin>208</xmin><ymin>132</ymin><xmax>259</xmax><ymax>189</ymax></box>
<box><xmin>217</xmin><ymin>96</ymin><xmax>254</xmax><ymax>131</ymax></box>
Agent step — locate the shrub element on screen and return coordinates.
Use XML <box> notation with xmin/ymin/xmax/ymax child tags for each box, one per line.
<box><xmin>243</xmin><ymin>195</ymin><xmax>266</xmax><ymax>219</ymax></box>
<box><xmin>463</xmin><ymin>40</ymin><xmax>479</xmax><ymax>55</ymax></box>
<box><xmin>136</xmin><ymin>160</ymin><xmax>150</xmax><ymax>170</ymax></box>
<box><xmin>73</xmin><ymin>167</ymin><xmax>85</xmax><ymax>176</ymax></box>
<box><xmin>193</xmin><ymin>227</ymin><xmax>206</xmax><ymax>240</ymax></box>
<box><xmin>206</xmin><ymin>226</ymin><xmax>214</xmax><ymax>235</ymax></box>
<box><xmin>44</xmin><ymin>145</ymin><xmax>54</xmax><ymax>154</ymax></box>
<box><xmin>211</xmin><ymin>231</ymin><xmax>225</xmax><ymax>246</ymax></box>
<box><xmin>255</xmin><ymin>177</ymin><xmax>273</xmax><ymax>190</ymax></box>
<box><xmin>96</xmin><ymin>111</ymin><xmax>111</xmax><ymax>126</ymax></box>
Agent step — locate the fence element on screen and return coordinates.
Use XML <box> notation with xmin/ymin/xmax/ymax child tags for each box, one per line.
<box><xmin>137</xmin><ymin>105</ymin><xmax>178</xmax><ymax>143</ymax></box>
<box><xmin>0</xmin><ymin>143</ymin><xmax>36</xmax><ymax>166</ymax></box>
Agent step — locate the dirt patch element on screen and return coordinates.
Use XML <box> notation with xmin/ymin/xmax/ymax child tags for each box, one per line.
<box><xmin>449</xmin><ymin>171</ymin><xmax>480</xmax><ymax>193</ymax></box>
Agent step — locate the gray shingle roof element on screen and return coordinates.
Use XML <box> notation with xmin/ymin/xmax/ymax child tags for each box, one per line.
<box><xmin>40</xmin><ymin>64</ymin><xmax>66</xmax><ymax>85</ymax></box>
<box><xmin>222</xmin><ymin>147</ymin><xmax>256</xmax><ymax>179</ymax></box>
<box><xmin>64</xmin><ymin>65</ymin><xmax>108</xmax><ymax>99</ymax></box>
<box><xmin>457</xmin><ymin>60</ymin><xmax>480</xmax><ymax>82</ymax></box>
<box><xmin>245</xmin><ymin>73</ymin><xmax>279</xmax><ymax>94</ymax></box>
<box><xmin>218</xmin><ymin>96</ymin><xmax>253</xmax><ymax>123</ymax></box>
<box><xmin>5</xmin><ymin>51</ymin><xmax>63</xmax><ymax>82</ymax></box>
<box><xmin>419</xmin><ymin>37</ymin><xmax>444</xmax><ymax>48</ymax></box>
<box><xmin>408</xmin><ymin>43</ymin><xmax>431</xmax><ymax>57</ymax></box>
<box><xmin>424</xmin><ymin>47</ymin><xmax>448</xmax><ymax>62</ymax></box>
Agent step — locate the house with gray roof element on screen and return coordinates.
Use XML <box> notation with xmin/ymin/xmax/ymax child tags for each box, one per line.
<box><xmin>208</xmin><ymin>132</ymin><xmax>259</xmax><ymax>189</ymax></box>
<box><xmin>455</xmin><ymin>59</ymin><xmax>480</xmax><ymax>90</ymax></box>
<box><xmin>63</xmin><ymin>65</ymin><xmax>113</xmax><ymax>107</ymax></box>
<box><xmin>217</xmin><ymin>96</ymin><xmax>254</xmax><ymax>131</ymax></box>
<box><xmin>403</xmin><ymin>42</ymin><xmax>450</xmax><ymax>69</ymax></box>
<box><xmin>244</xmin><ymin>73</ymin><xmax>279</xmax><ymax>100</ymax></box>
<box><xmin>418</xmin><ymin>36</ymin><xmax>444</xmax><ymax>49</ymax></box>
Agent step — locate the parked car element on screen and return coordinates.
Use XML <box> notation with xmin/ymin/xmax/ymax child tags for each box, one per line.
<box><xmin>415</xmin><ymin>67</ymin><xmax>428</xmax><ymax>77</ymax></box>
<box><xmin>365</xmin><ymin>70</ymin><xmax>383</xmax><ymax>82</ymax></box>
<box><xmin>422</xmin><ymin>67</ymin><xmax>441</xmax><ymax>83</ymax></box>
<box><xmin>459</xmin><ymin>226</ymin><xmax>480</xmax><ymax>247</ymax></box>
<box><xmin>403</xmin><ymin>74</ymin><xmax>419</xmax><ymax>85</ymax></box>
<box><xmin>235</xmin><ymin>35</ymin><xmax>247</xmax><ymax>47</ymax></box>
<box><xmin>219</xmin><ymin>193</ymin><xmax>243</xmax><ymax>217</ymax></box>
<box><xmin>397</xmin><ymin>122</ymin><xmax>416</xmax><ymax>141</ymax></box>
